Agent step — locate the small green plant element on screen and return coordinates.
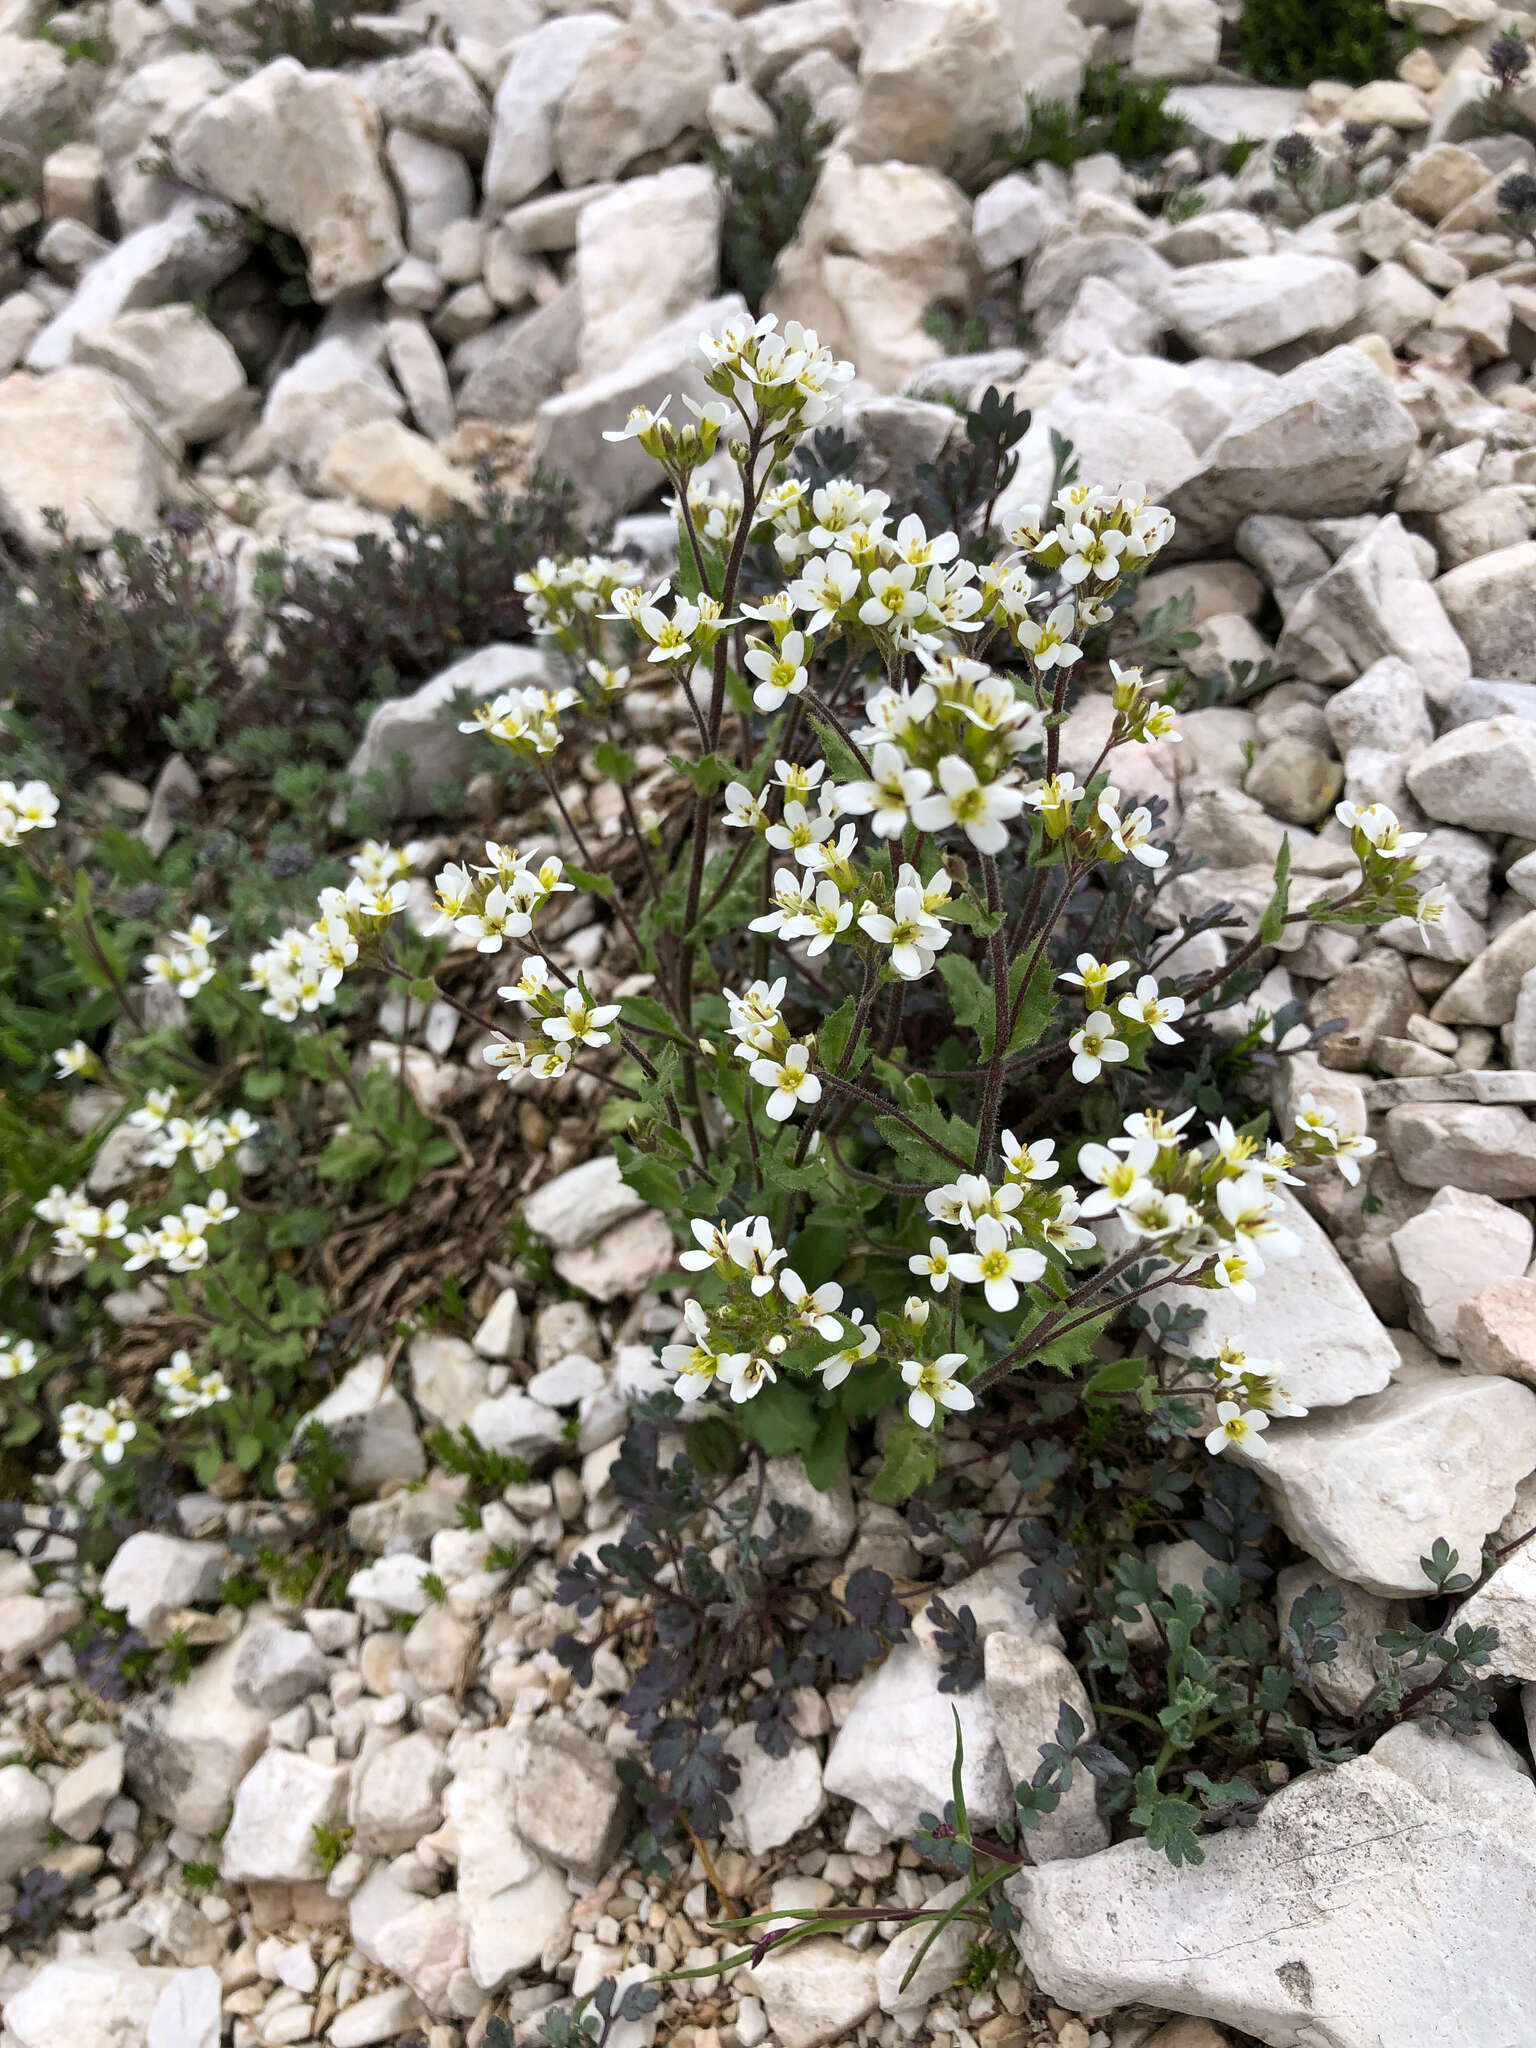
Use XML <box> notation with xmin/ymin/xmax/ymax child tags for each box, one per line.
<box><xmin>420</xmin><ymin>1570</ymin><xmax>448</xmax><ymax>1606</ymax></box>
<box><xmin>238</xmin><ymin>0</ymin><xmax>357</xmax><ymax>66</ymax></box>
<box><xmin>1236</xmin><ymin>0</ymin><xmax>1409</xmax><ymax>88</ymax></box>
<box><xmin>1162</xmin><ymin>189</ymin><xmax>1208</xmax><ymax>225</ymax></box>
<box><xmin>705</xmin><ymin>98</ymin><xmax>832</xmax><ymax>310</ymax></box>
<box><xmin>997</xmin><ymin>64</ymin><xmax>1186</xmax><ymax>176</ymax></box>
<box><xmin>426</xmin><ymin>1424</ymin><xmax>532</xmax><ymax>1497</ymax></box>
<box><xmin>180</xmin><ymin>1861</ymin><xmax>219</xmax><ymax>1890</ymax></box>
<box><xmin>310</xmin><ymin>1820</ymin><xmax>353</xmax><ymax>1875</ymax></box>
<box><xmin>1498</xmin><ymin>169</ymin><xmax>1536</xmax><ymax>252</ymax></box>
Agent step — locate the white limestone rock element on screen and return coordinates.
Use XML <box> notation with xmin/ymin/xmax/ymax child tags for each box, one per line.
<box><xmin>575</xmin><ymin>163</ymin><xmax>721</xmax><ymax>380</ymax></box>
<box><xmin>0</xmin><ymin>364</ymin><xmax>169</xmax><ymax>551</ymax></box>
<box><xmin>444</xmin><ymin>1729</ymin><xmax>572</xmax><ymax>1990</ymax></box>
<box><xmin>553</xmin><ymin>0</ymin><xmax>729</xmax><ymax>187</ymax></box>
<box><xmin>1274</xmin><ymin>1563</ymin><xmax>1406</xmax><ymax>1716</ymax></box>
<box><xmin>747</xmin><ymin>1938</ymin><xmax>881</xmax><ymax>2048</ymax></box>
<box><xmin>531</xmin><ymin>291</ymin><xmax>747</xmax><ymax>522</ymax></box>
<box><xmin>523</xmin><ymin>1154</ymin><xmax>646</xmax><ymax>1250</ymax></box>
<box><xmin>1276</xmin><ymin>515</ymin><xmax>1470</xmax><ymax>712</ymax></box>
<box><xmin>1163</xmin><ymin>253</ymin><xmax>1360</xmax><ymax>359</ymax></box>
<box><xmin>1240</xmin><ymin>1358</ymin><xmax>1536</xmax><ymax>1597</ymax></box>
<box><xmin>1435</xmin><ymin>542</ymin><xmax>1536</xmax><ymax>687</ymax></box>
<box><xmin>823</xmin><ymin>1641</ymin><xmax>1010</xmax><ymax>1839</ymax></box>
<box><xmin>122</xmin><ymin>1630</ymin><xmax>271</xmax><ymax>1834</ymax></box>
<box><xmin>351</xmin><ymin>1730</ymin><xmax>448</xmax><ymax>1855</ymax></box>
<box><xmin>1012</xmin><ymin>1721</ymin><xmax>1536</xmax><ymax>2047</ymax></box>
<box><xmin>1157</xmin><ymin>1185</ymin><xmax>1396</xmax><ymax>1410</ymax></box>
<box><xmin>26</xmin><ymin>197</ymin><xmax>246</xmax><ymax>372</ymax></box>
<box><xmin>291</xmin><ymin>1352</ymin><xmax>425</xmax><ymax>1495</ymax></box>
<box><xmin>221</xmin><ymin>1748</ymin><xmax>352</xmax><ymax>1883</ymax></box>
<box><xmin>0</xmin><ymin>1763</ymin><xmax>51</xmax><ymax>1878</ymax></box>
<box><xmin>1408</xmin><ymin>715</ymin><xmax>1536</xmax><ymax>840</ymax></box>
<box><xmin>261</xmin><ymin>332</ymin><xmax>405</xmax><ymax>482</ymax></box>
<box><xmin>73</xmin><ymin>302</ymin><xmax>249</xmax><ymax>444</ymax></box>
<box><xmin>4</xmin><ymin>1957</ymin><xmax>207</xmax><ymax>2048</ymax></box>
<box><xmin>482</xmin><ymin>13</ymin><xmax>623</xmax><ymax>210</ymax></box>
<box><xmin>173</xmin><ymin>59</ymin><xmax>403</xmax><ymax>301</ymax></box>
<box><xmin>1389</xmin><ymin>1186</ymin><xmax>1533</xmax><ymax>1356</ymax></box>
<box><xmin>984</xmin><ymin>1633</ymin><xmax>1109</xmax><ymax>1862</ymax></box>
<box><xmin>347</xmin><ymin>642</ymin><xmax>555</xmax><ymax>817</ymax></box>
<box><xmin>1168</xmin><ymin>347</ymin><xmax>1418</xmax><ymax>547</ymax></box>
<box><xmin>1385</xmin><ymin>1100</ymin><xmax>1536</xmax><ymax>1197</ymax></box>
<box><xmin>100</xmin><ymin>1531</ymin><xmax>224</xmax><ymax>1637</ymax></box>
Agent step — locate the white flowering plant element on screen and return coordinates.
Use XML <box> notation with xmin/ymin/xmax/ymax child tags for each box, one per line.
<box><xmin>233</xmin><ymin>312</ymin><xmax>1432</xmax><ymax>1504</ymax></box>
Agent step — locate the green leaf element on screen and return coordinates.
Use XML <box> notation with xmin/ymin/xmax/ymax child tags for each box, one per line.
<box><xmin>949</xmin><ymin>1706</ymin><xmax>969</xmax><ymax>1846</ymax></box>
<box><xmin>817</xmin><ymin>995</ymin><xmax>861</xmax><ymax>1074</ymax></box>
<box><xmin>593</xmin><ymin>741</ymin><xmax>636</xmax><ymax>787</ymax></box>
<box><xmin>1258</xmin><ymin>835</ymin><xmax>1291</xmax><ymax>945</ymax></box>
<box><xmin>804</xmin><ymin>711</ymin><xmax>866</xmax><ymax>787</ymax></box>
<box><xmin>802</xmin><ymin>1409</ymin><xmax>847</xmax><ymax>1492</ymax></box>
<box><xmin>316</xmin><ymin>1130</ymin><xmax>386</xmax><ymax>1183</ymax></box>
<box><xmin>243</xmin><ymin>1069</ymin><xmax>287</xmax><ymax>1101</ymax></box>
<box><xmin>409</xmin><ymin>977</ymin><xmax>438</xmax><ymax>1002</ymax></box>
<box><xmin>738</xmin><ymin>1376</ymin><xmax>821</xmax><ymax>1458</ymax></box>
<box><xmin>1084</xmin><ymin>1355</ymin><xmax>1148</xmax><ymax>1398</ymax></box>
<box><xmin>565</xmin><ymin>863</ymin><xmax>616</xmax><ymax>902</ymax></box>
<box><xmin>938</xmin><ymin>953</ymin><xmax>991</xmax><ymax>1047</ymax></box>
<box><xmin>869</xmin><ymin>1414</ymin><xmax>939</xmax><ymax>1504</ymax></box>
<box><xmin>1006</xmin><ymin>953</ymin><xmax>1056</xmax><ymax>1056</ymax></box>
<box><xmin>685</xmin><ymin>1416</ymin><xmax>740</xmax><ymax>1478</ymax></box>
<box><xmin>667</xmin><ymin>751</ymin><xmax>735</xmax><ymax>799</ymax></box>
<box><xmin>268</xmin><ymin>1208</ymin><xmax>329</xmax><ymax>1250</ymax></box>
<box><xmin>234</xmin><ymin>1432</ymin><xmax>263</xmax><ymax>1472</ymax></box>
<box><xmin>613</xmin><ymin>1149</ymin><xmax>686</xmax><ymax>1213</ymax></box>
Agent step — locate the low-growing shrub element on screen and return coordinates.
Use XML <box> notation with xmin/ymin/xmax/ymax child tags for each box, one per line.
<box><xmin>705</xmin><ymin>98</ymin><xmax>832</xmax><ymax>311</ymax></box>
<box><xmin>997</xmin><ymin>63</ymin><xmax>1187</xmax><ymax>177</ymax></box>
<box><xmin>1236</xmin><ymin>0</ymin><xmax>1409</xmax><ymax>88</ymax></box>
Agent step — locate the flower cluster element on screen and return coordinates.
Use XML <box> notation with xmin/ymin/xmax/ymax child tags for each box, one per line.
<box><xmin>459</xmin><ymin>681</ymin><xmax>580</xmax><ymax>760</ymax></box>
<box><xmin>428</xmin><ymin>843</ymin><xmax>572</xmax><ymax>955</ymax></box>
<box><xmin>129</xmin><ymin>1090</ymin><xmax>258</xmax><ymax>1172</ymax></box>
<box><xmin>34</xmin><ymin>1186</ymin><xmax>128</xmax><ymax>1255</ymax></box>
<box><xmin>120</xmin><ymin>1191</ymin><xmax>239</xmax><ymax>1275</ymax></box>
<box><xmin>1331</xmin><ymin>800</ymin><xmax>1446</xmax><ymax>934</ymax></box>
<box><xmin>155</xmin><ymin>1349</ymin><xmax>231</xmax><ymax>1419</ymax></box>
<box><xmin>513</xmin><ymin>554</ymin><xmax>642</xmax><ymax>657</ymax></box>
<box><xmin>144</xmin><ymin>914</ymin><xmax>221</xmax><ymax>1000</ymax></box>
<box><xmin>996</xmin><ymin>484</ymin><xmax>1174</xmax><ymax>640</ymax></box>
<box><xmin>0</xmin><ymin>778</ymin><xmax>58</xmax><ymax>848</ymax></box>
<box><xmin>723</xmin><ymin>977</ymin><xmax>822</xmax><ymax>1122</ymax></box>
<box><xmin>694</xmin><ymin>312</ymin><xmax>856</xmax><ymax>437</ymax></box>
<box><xmin>1286</xmin><ymin>1093</ymin><xmax>1377</xmax><ymax>1187</ymax></box>
<box><xmin>1058</xmin><ymin>956</ymin><xmax>1186</xmax><ymax>1083</ymax></box>
<box><xmin>246</xmin><ymin>847</ymin><xmax>425</xmax><ymax>1018</ymax></box>
<box><xmin>664</xmin><ymin>1216</ymin><xmax>877</xmax><ymax>1404</ymax></box>
<box><xmin>485</xmin><ymin>956</ymin><xmax>619</xmax><ymax>1083</ymax></box>
<box><xmin>58</xmin><ymin>1398</ymin><xmax>135</xmax><ymax>1465</ymax></box>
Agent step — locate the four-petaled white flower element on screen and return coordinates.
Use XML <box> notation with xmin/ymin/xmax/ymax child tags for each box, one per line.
<box><xmin>745</xmin><ymin>630</ymin><xmax>812</xmax><ymax>712</ymax></box>
<box><xmin>858</xmin><ymin>886</ymin><xmax>950</xmax><ymax>980</ymax></box>
<box><xmin>1205</xmin><ymin>1401</ymin><xmax>1269</xmax><ymax>1460</ymax></box>
<box><xmin>839</xmin><ymin>744</ymin><xmax>933</xmax><ymax>840</ymax></box>
<box><xmin>910</xmin><ymin>757</ymin><xmax>1025</xmax><ymax>855</ymax></box>
<box><xmin>948</xmin><ymin>1216</ymin><xmax>1046</xmax><ymax>1312</ymax></box>
<box><xmin>908</xmin><ymin>1236</ymin><xmax>952</xmax><ymax>1292</ymax></box>
<box><xmin>902</xmin><ymin>1354</ymin><xmax>975</xmax><ymax>1428</ymax></box>
<box><xmin>749</xmin><ymin>1041</ymin><xmax>822</xmax><ymax>1122</ymax></box>
<box><xmin>1117</xmin><ymin>975</ymin><xmax>1185</xmax><ymax>1044</ymax></box>
<box><xmin>1069</xmin><ymin>1011</ymin><xmax>1128</xmax><ymax>1084</ymax></box>
<box><xmin>780</xmin><ymin>1267</ymin><xmax>844</xmax><ymax>1339</ymax></box>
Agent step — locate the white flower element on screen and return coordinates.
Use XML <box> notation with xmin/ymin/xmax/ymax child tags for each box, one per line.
<box><xmin>908</xmin><ymin>1236</ymin><xmax>952</xmax><ymax>1292</ymax></box>
<box><xmin>1335</xmin><ymin>800</ymin><xmax>1424</xmax><ymax>858</ymax></box>
<box><xmin>910</xmin><ymin>756</ymin><xmax>1025</xmax><ymax>855</ymax></box>
<box><xmin>1116</xmin><ymin>975</ymin><xmax>1185</xmax><ymax>1044</ymax></box>
<box><xmin>749</xmin><ymin>1041</ymin><xmax>821</xmax><ymax>1122</ymax></box>
<box><xmin>858</xmin><ymin>563</ymin><xmax>925</xmax><ymax>630</ymax></box>
<box><xmin>1216</xmin><ymin>1174</ymin><xmax>1301</xmax><ymax>1261</ymax></box>
<box><xmin>0</xmin><ymin>1336</ymin><xmax>39</xmax><ymax>1380</ymax></box>
<box><xmin>858</xmin><ymin>886</ymin><xmax>949</xmax><ymax>981</ymax></box>
<box><xmin>789</xmin><ymin>550</ymin><xmax>860</xmax><ymax>633</ymax></box>
<box><xmin>723</xmin><ymin>781</ymin><xmax>768</xmax><ymax>832</ymax></box>
<box><xmin>1118</xmin><ymin>1185</ymin><xmax>1195</xmax><ymax>1244</ymax></box>
<box><xmin>803</xmin><ymin>881</ymin><xmax>853</xmax><ymax>957</ymax></box>
<box><xmin>1000</xmin><ymin>1131</ymin><xmax>1056</xmax><ymax>1183</ymax></box>
<box><xmin>53</xmin><ymin>1040</ymin><xmax>98</xmax><ymax>1079</ymax></box>
<box><xmin>1060</xmin><ymin>954</ymin><xmax>1130</xmax><ymax>1005</ymax></box>
<box><xmin>838</xmin><ymin>744</ymin><xmax>932</xmax><ymax>840</ymax></box>
<box><xmin>744</xmin><ymin>631</ymin><xmax>811</xmax><ymax>713</ymax></box>
<box><xmin>543</xmin><ymin>988</ymin><xmax>621</xmax><ymax>1049</ymax></box>
<box><xmin>1076</xmin><ymin>1136</ymin><xmax>1157</xmax><ymax>1216</ymax></box>
<box><xmin>764</xmin><ymin>799</ymin><xmax>835</xmax><ymax>869</ymax></box>
<box><xmin>1209</xmin><ymin>1250</ymin><xmax>1258</xmax><ymax>1303</ymax></box>
<box><xmin>820</xmin><ymin>1317</ymin><xmax>878</xmax><ymax>1390</ymax></box>
<box><xmin>1039</xmin><ymin>1189</ymin><xmax>1096</xmax><ymax>1254</ymax></box>
<box><xmin>1204</xmin><ymin>1402</ymin><xmax>1269</xmax><ymax>1460</ymax></box>
<box><xmin>720</xmin><ymin>1352</ymin><xmax>777</xmax><ymax>1404</ymax></box>
<box><xmin>1069</xmin><ymin>1011</ymin><xmax>1128</xmax><ymax>1084</ymax></box>
<box><xmin>948</xmin><ymin>1216</ymin><xmax>1046</xmax><ymax>1313</ymax></box>
<box><xmin>0</xmin><ymin>779</ymin><xmax>59</xmax><ymax>844</ymax></box>
<box><xmin>1097</xmin><ymin>788</ymin><xmax>1166</xmax><ymax>869</ymax></box>
<box><xmin>780</xmin><ymin>1267</ymin><xmax>844</xmax><ymax>1339</ymax></box>
<box><xmin>901</xmin><ymin>1353</ymin><xmax>975</xmax><ymax>1429</ymax></box>
<box><xmin>1015</xmin><ymin>600</ymin><xmax>1082</xmax><ymax>670</ymax></box>
<box><xmin>749</xmin><ymin>867</ymin><xmax>815</xmax><ymax>939</ymax></box>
